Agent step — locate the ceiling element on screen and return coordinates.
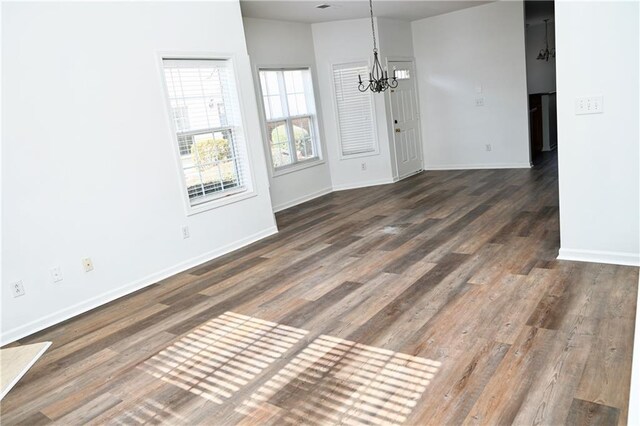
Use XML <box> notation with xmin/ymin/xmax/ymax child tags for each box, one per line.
<box><xmin>240</xmin><ymin>0</ymin><xmax>493</xmax><ymax>24</ymax></box>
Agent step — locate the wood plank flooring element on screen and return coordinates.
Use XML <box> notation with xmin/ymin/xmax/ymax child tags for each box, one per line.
<box><xmin>1</xmin><ymin>153</ymin><xmax>637</xmax><ymax>425</ymax></box>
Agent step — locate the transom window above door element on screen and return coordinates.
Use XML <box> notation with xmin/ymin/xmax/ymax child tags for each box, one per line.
<box><xmin>258</xmin><ymin>68</ymin><xmax>321</xmax><ymax>172</ymax></box>
<box><xmin>393</xmin><ymin>68</ymin><xmax>411</xmax><ymax>80</ymax></box>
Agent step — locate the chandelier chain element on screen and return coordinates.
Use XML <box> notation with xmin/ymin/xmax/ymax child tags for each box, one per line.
<box><xmin>544</xmin><ymin>20</ymin><xmax>549</xmax><ymax>49</ymax></box>
<box><xmin>369</xmin><ymin>0</ymin><xmax>377</xmax><ymax>51</ymax></box>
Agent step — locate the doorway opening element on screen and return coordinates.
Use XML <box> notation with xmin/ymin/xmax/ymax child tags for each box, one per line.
<box><xmin>524</xmin><ymin>1</ymin><xmax>557</xmax><ymax>166</ymax></box>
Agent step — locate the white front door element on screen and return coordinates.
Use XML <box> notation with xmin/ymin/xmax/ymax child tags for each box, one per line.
<box><xmin>389</xmin><ymin>60</ymin><xmax>423</xmax><ymax>180</ymax></box>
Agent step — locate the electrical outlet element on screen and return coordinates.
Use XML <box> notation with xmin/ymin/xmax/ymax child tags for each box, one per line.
<box><xmin>486</xmin><ymin>144</ymin><xmax>492</xmax><ymax>152</ymax></box>
<box><xmin>475</xmin><ymin>97</ymin><xmax>485</xmax><ymax>107</ymax></box>
<box><xmin>182</xmin><ymin>226</ymin><xmax>190</xmax><ymax>239</ymax></box>
<box><xmin>575</xmin><ymin>96</ymin><xmax>603</xmax><ymax>114</ymax></box>
<box><xmin>12</xmin><ymin>281</ymin><xmax>25</xmax><ymax>297</ymax></box>
<box><xmin>82</xmin><ymin>257</ymin><xmax>94</xmax><ymax>272</ymax></box>
<box><xmin>50</xmin><ymin>266</ymin><xmax>63</xmax><ymax>283</ymax></box>
<box><xmin>361</xmin><ymin>162</ymin><xmax>367</xmax><ymax>171</ymax></box>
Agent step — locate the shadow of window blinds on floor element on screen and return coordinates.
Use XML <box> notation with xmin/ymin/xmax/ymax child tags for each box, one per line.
<box><xmin>238</xmin><ymin>334</ymin><xmax>441</xmax><ymax>426</ymax></box>
<box><xmin>138</xmin><ymin>311</ymin><xmax>440</xmax><ymax>425</ymax></box>
<box><xmin>140</xmin><ymin>311</ymin><xmax>308</xmax><ymax>404</ymax></box>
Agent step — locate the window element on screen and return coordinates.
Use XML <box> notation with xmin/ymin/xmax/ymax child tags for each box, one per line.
<box><xmin>393</xmin><ymin>68</ymin><xmax>411</xmax><ymax>80</ymax></box>
<box><xmin>258</xmin><ymin>68</ymin><xmax>320</xmax><ymax>171</ymax></box>
<box><xmin>332</xmin><ymin>62</ymin><xmax>377</xmax><ymax>157</ymax></box>
<box><xmin>162</xmin><ymin>59</ymin><xmax>251</xmax><ymax>209</ymax></box>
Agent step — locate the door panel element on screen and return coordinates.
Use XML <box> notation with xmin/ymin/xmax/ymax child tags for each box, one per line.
<box><xmin>389</xmin><ymin>61</ymin><xmax>422</xmax><ymax>180</ymax></box>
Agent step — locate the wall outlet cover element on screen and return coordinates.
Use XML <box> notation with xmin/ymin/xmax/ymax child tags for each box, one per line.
<box><xmin>50</xmin><ymin>266</ymin><xmax>63</xmax><ymax>283</ymax></box>
<box><xmin>12</xmin><ymin>281</ymin><xmax>26</xmax><ymax>297</ymax></box>
<box><xmin>82</xmin><ymin>258</ymin><xmax>94</xmax><ymax>272</ymax></box>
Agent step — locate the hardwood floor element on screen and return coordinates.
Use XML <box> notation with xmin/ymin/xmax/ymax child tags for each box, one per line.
<box><xmin>1</xmin><ymin>153</ymin><xmax>637</xmax><ymax>425</ymax></box>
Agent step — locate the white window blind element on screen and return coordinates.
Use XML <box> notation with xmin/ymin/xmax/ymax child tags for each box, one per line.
<box><xmin>332</xmin><ymin>62</ymin><xmax>377</xmax><ymax>156</ymax></box>
<box><xmin>162</xmin><ymin>58</ymin><xmax>250</xmax><ymax>207</ymax></box>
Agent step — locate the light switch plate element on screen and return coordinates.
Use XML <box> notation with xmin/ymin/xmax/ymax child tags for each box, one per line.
<box><xmin>575</xmin><ymin>96</ymin><xmax>603</xmax><ymax>115</ymax></box>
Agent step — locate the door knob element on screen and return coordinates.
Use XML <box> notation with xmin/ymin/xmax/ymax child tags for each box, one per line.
<box><xmin>395</xmin><ymin>128</ymin><xmax>401</xmax><ymax>133</ymax></box>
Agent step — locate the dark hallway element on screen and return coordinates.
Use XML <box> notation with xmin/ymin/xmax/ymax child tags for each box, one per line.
<box><xmin>524</xmin><ymin>1</ymin><xmax>557</xmax><ymax>166</ymax></box>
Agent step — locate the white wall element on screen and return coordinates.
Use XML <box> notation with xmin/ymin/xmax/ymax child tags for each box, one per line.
<box><xmin>312</xmin><ymin>18</ymin><xmax>395</xmax><ymax>190</ymax></box>
<box><xmin>411</xmin><ymin>1</ymin><xmax>531</xmax><ymax>170</ymax></box>
<box><xmin>555</xmin><ymin>0</ymin><xmax>639</xmax><ymax>266</ymax></box>
<box><xmin>377</xmin><ymin>18</ymin><xmax>415</xmax><ymax>60</ymax></box>
<box><xmin>1</xmin><ymin>1</ymin><xmax>277</xmax><ymax>344</ymax></box>
<box><xmin>242</xmin><ymin>18</ymin><xmax>333</xmax><ymax>212</ymax></box>
<box><xmin>525</xmin><ymin>21</ymin><xmax>557</xmax><ymax>94</ymax></box>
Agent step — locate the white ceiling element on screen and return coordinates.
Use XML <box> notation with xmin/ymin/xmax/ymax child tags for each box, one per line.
<box><xmin>240</xmin><ymin>0</ymin><xmax>493</xmax><ymax>24</ymax></box>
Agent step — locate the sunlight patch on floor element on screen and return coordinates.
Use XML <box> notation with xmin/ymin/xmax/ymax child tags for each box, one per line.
<box><xmin>238</xmin><ymin>334</ymin><xmax>441</xmax><ymax>426</ymax></box>
<box><xmin>139</xmin><ymin>311</ymin><xmax>308</xmax><ymax>404</ymax></box>
<box><xmin>137</xmin><ymin>311</ymin><xmax>440</xmax><ymax>425</ymax></box>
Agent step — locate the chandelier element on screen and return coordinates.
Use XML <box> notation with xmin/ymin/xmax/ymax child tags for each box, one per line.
<box><xmin>536</xmin><ymin>19</ymin><xmax>556</xmax><ymax>61</ymax></box>
<box><xmin>358</xmin><ymin>0</ymin><xmax>397</xmax><ymax>93</ymax></box>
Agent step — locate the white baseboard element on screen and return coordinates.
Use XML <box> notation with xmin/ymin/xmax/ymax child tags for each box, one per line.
<box><xmin>332</xmin><ymin>178</ymin><xmax>395</xmax><ymax>192</ymax></box>
<box><xmin>0</xmin><ymin>226</ymin><xmax>279</xmax><ymax>346</ymax></box>
<box><xmin>272</xmin><ymin>187</ymin><xmax>333</xmax><ymax>213</ymax></box>
<box><xmin>424</xmin><ymin>162</ymin><xmax>532</xmax><ymax>171</ymax></box>
<box><xmin>393</xmin><ymin>168</ymin><xmax>424</xmax><ymax>182</ymax></box>
<box><xmin>274</xmin><ymin>178</ymin><xmax>398</xmax><ymax>209</ymax></box>
<box><xmin>557</xmin><ymin>248</ymin><xmax>640</xmax><ymax>267</ymax></box>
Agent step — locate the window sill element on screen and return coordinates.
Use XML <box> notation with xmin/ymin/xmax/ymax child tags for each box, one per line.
<box><xmin>272</xmin><ymin>158</ymin><xmax>325</xmax><ymax>178</ymax></box>
<box><xmin>185</xmin><ymin>188</ymin><xmax>257</xmax><ymax>216</ymax></box>
<box><xmin>339</xmin><ymin>150</ymin><xmax>380</xmax><ymax>161</ymax></box>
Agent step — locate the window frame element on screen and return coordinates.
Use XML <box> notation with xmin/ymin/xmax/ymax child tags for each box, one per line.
<box><xmin>255</xmin><ymin>66</ymin><xmax>325</xmax><ymax>177</ymax></box>
<box><xmin>157</xmin><ymin>52</ymin><xmax>258</xmax><ymax>216</ymax></box>
<box><xmin>330</xmin><ymin>60</ymin><xmax>380</xmax><ymax>160</ymax></box>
